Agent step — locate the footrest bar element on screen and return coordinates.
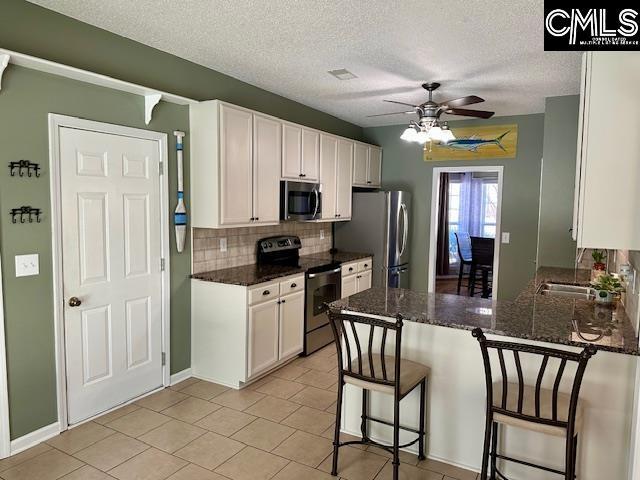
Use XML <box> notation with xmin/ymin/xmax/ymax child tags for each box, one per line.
<box><xmin>364</xmin><ymin>415</ymin><xmax>421</xmax><ymax>434</ymax></box>
<box><xmin>494</xmin><ymin>453</ymin><xmax>565</xmax><ymax>476</ymax></box>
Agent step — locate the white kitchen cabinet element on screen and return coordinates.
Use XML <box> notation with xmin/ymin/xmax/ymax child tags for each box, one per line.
<box><xmin>341</xmin><ymin>258</ymin><xmax>372</xmax><ymax>298</ymax></box>
<box><xmin>191</xmin><ymin>273</ymin><xmax>305</xmax><ymax>388</ymax></box>
<box><xmin>190</xmin><ymin>100</ymin><xmax>281</xmax><ymax>228</ymax></box>
<box><xmin>353</xmin><ymin>143</ymin><xmax>382</xmax><ymax>187</ymax></box>
<box><xmin>341</xmin><ymin>273</ymin><xmax>358</xmax><ymax>299</ymax></box>
<box><xmin>278</xmin><ymin>290</ymin><xmax>305</xmax><ymax>359</ymax></box>
<box><xmin>573</xmin><ymin>52</ymin><xmax>640</xmax><ymax>250</ymax></box>
<box><xmin>336</xmin><ymin>139</ymin><xmax>354</xmax><ymax>219</ymax></box>
<box><xmin>282</xmin><ymin>123</ymin><xmax>319</xmax><ymax>182</ymax></box>
<box><xmin>358</xmin><ymin>269</ymin><xmax>372</xmax><ymax>290</ymax></box>
<box><xmin>320</xmin><ymin>134</ymin><xmax>352</xmax><ymax>221</ymax></box>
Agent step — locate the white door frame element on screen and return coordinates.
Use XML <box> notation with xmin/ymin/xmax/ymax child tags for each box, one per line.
<box><xmin>427</xmin><ymin>165</ymin><xmax>504</xmax><ymax>297</ymax></box>
<box><xmin>0</xmin><ymin>254</ymin><xmax>11</xmax><ymax>457</ymax></box>
<box><xmin>48</xmin><ymin>114</ymin><xmax>171</xmax><ymax>431</ymax></box>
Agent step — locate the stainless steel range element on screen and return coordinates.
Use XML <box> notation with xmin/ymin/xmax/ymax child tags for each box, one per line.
<box><xmin>257</xmin><ymin>235</ymin><xmax>340</xmax><ymax>355</ymax></box>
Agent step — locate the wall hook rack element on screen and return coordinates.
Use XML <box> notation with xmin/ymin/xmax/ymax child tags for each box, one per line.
<box><xmin>10</xmin><ymin>206</ymin><xmax>41</xmax><ymax>224</ymax></box>
<box><xmin>9</xmin><ymin>160</ymin><xmax>40</xmax><ymax>177</ymax></box>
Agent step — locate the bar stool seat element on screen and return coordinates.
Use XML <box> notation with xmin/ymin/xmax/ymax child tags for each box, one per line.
<box><xmin>492</xmin><ymin>382</ymin><xmax>584</xmax><ymax>437</ymax></box>
<box><xmin>345</xmin><ymin>356</ymin><xmax>430</xmax><ymax>396</ymax></box>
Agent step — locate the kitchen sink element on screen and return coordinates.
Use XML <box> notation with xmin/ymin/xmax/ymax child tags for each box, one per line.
<box><xmin>537</xmin><ymin>282</ymin><xmax>595</xmax><ymax>300</ymax></box>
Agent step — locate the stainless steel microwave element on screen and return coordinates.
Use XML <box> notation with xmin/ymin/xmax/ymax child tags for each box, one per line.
<box><xmin>280</xmin><ymin>181</ymin><xmax>322</xmax><ymax>221</ymax></box>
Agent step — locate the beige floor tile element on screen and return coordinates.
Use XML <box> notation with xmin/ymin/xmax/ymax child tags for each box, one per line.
<box><xmin>295</xmin><ymin>354</ymin><xmax>338</xmax><ymax>372</ymax></box>
<box><xmin>325</xmin><ymin>402</ymin><xmax>337</xmax><ymax>413</ymax></box>
<box><xmin>167</xmin><ymin>464</ymin><xmax>228</xmax><ymax>480</ymax></box>
<box><xmin>0</xmin><ymin>442</ymin><xmax>52</xmax><ymax>472</ymax></box>
<box><xmin>295</xmin><ymin>370</ymin><xmax>337</xmax><ymax>389</ymax></box>
<box><xmin>366</xmin><ymin>446</ymin><xmax>420</xmax><ymax>466</ymax></box>
<box><xmin>60</xmin><ymin>464</ymin><xmax>114</xmax><ymax>479</ymax></box>
<box><xmin>109</xmin><ymin>448</ymin><xmax>187</xmax><ymax>480</ymax></box>
<box><xmin>93</xmin><ymin>404</ymin><xmax>141</xmax><ymax>426</ymax></box>
<box><xmin>375</xmin><ymin>462</ymin><xmax>443</xmax><ymax>480</ymax></box>
<box><xmin>270</xmin><ymin>363</ymin><xmax>309</xmax><ymax>381</ymax></box>
<box><xmin>135</xmin><ymin>389</ymin><xmax>188</xmax><ymax>412</ymax></box>
<box><xmin>254</xmin><ymin>378</ymin><xmax>305</xmax><ymax>399</ymax></box>
<box><xmin>231</xmin><ymin>418</ymin><xmax>295</xmax><ymax>451</ymax></box>
<box><xmin>289</xmin><ymin>386</ymin><xmax>337</xmax><ymax>410</ymax></box>
<box><xmin>244</xmin><ymin>375</ymin><xmax>274</xmax><ymax>391</ymax></box>
<box><xmin>272</xmin><ymin>461</ymin><xmax>335</xmax><ymax>480</ymax></box>
<box><xmin>180</xmin><ymin>381</ymin><xmax>229</xmax><ymax>400</ymax></box>
<box><xmin>1</xmin><ymin>449</ymin><xmax>83</xmax><ymax>480</ymax></box>
<box><xmin>210</xmin><ymin>388</ymin><xmax>265</xmax><ymax>411</ymax></box>
<box><xmin>326</xmin><ymin>382</ymin><xmax>339</xmax><ymax>392</ymax></box>
<box><xmin>215</xmin><ymin>446</ymin><xmax>289</xmax><ymax>480</ymax></box>
<box><xmin>169</xmin><ymin>378</ymin><xmax>200</xmax><ymax>392</ymax></box>
<box><xmin>47</xmin><ymin>422</ymin><xmax>115</xmax><ymax>454</ymax></box>
<box><xmin>281</xmin><ymin>406</ymin><xmax>335</xmax><ymax>435</ymax></box>
<box><xmin>417</xmin><ymin>459</ymin><xmax>476</xmax><ymax>480</ymax></box>
<box><xmin>74</xmin><ymin>432</ymin><xmax>149</xmax><ymax>472</ymax></box>
<box><xmin>195</xmin><ymin>407</ymin><xmax>256</xmax><ymax>436</ymax></box>
<box><xmin>139</xmin><ymin>420</ymin><xmax>207</xmax><ymax>453</ymax></box>
<box><xmin>318</xmin><ymin>446</ymin><xmax>387</xmax><ymax>480</ymax></box>
<box><xmin>174</xmin><ymin>432</ymin><xmax>244</xmax><ymax>470</ymax></box>
<box><xmin>106</xmin><ymin>408</ymin><xmax>171</xmax><ymax>437</ymax></box>
<box><xmin>161</xmin><ymin>397</ymin><xmax>221</xmax><ymax>424</ymax></box>
<box><xmin>313</xmin><ymin>344</ymin><xmax>337</xmax><ymax>358</ymax></box>
<box><xmin>244</xmin><ymin>396</ymin><xmax>301</xmax><ymax>422</ymax></box>
<box><xmin>272</xmin><ymin>430</ymin><xmax>333</xmax><ymax>468</ymax></box>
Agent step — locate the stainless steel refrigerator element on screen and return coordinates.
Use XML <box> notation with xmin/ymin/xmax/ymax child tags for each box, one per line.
<box><xmin>335</xmin><ymin>191</ymin><xmax>411</xmax><ymax>288</ymax></box>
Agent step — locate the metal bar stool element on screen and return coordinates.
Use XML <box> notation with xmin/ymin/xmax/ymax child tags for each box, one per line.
<box><xmin>472</xmin><ymin>328</ymin><xmax>597</xmax><ymax>479</ymax></box>
<box><xmin>328</xmin><ymin>311</ymin><xmax>430</xmax><ymax>480</ymax></box>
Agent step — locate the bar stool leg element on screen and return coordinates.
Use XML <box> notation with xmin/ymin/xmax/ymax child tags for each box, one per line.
<box><xmin>392</xmin><ymin>393</ymin><xmax>400</xmax><ymax>480</ymax></box>
<box><xmin>331</xmin><ymin>380</ymin><xmax>344</xmax><ymax>477</ymax></box>
<box><xmin>490</xmin><ymin>422</ymin><xmax>498</xmax><ymax>479</ymax></box>
<box><xmin>565</xmin><ymin>433</ymin><xmax>577</xmax><ymax>479</ymax></box>
<box><xmin>418</xmin><ymin>379</ymin><xmax>426</xmax><ymax>460</ymax></box>
<box><xmin>361</xmin><ymin>389</ymin><xmax>369</xmax><ymax>442</ymax></box>
<box><xmin>480</xmin><ymin>412</ymin><xmax>492</xmax><ymax>480</ymax></box>
<box><xmin>572</xmin><ymin>434</ymin><xmax>578</xmax><ymax>478</ymax></box>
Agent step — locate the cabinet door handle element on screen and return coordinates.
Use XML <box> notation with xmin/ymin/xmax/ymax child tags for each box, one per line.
<box><xmin>255</xmin><ymin>217</ymin><xmax>259</xmax><ymax>221</ymax></box>
<box><xmin>263</xmin><ymin>290</ymin><xmax>270</xmax><ymax>296</ymax></box>
<box><xmin>281</xmin><ymin>299</ymin><xmax>286</xmax><ymax>303</ymax></box>
<box><xmin>367</xmin><ymin>181</ymin><xmax>372</xmax><ymax>184</ymax></box>
<box><xmin>291</xmin><ymin>283</ymin><xmax>297</xmax><ymax>288</ymax></box>
<box><xmin>348</xmin><ymin>267</ymin><xmax>353</xmax><ymax>272</ymax></box>
<box><xmin>364</xmin><ymin>264</ymin><xmax>368</xmax><ymax>268</ymax></box>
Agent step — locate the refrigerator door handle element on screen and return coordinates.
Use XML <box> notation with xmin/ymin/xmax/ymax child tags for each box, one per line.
<box><xmin>399</xmin><ymin>203</ymin><xmax>408</xmax><ymax>257</ymax></box>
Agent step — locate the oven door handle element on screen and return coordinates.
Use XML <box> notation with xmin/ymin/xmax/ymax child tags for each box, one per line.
<box><xmin>308</xmin><ymin>267</ymin><xmax>341</xmax><ymax>279</ymax></box>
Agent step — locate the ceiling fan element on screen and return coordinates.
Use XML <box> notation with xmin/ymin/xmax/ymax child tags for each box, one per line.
<box><xmin>368</xmin><ymin>82</ymin><xmax>495</xmax><ymax>144</ymax></box>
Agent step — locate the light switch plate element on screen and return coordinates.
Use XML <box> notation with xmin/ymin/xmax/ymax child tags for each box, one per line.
<box><xmin>501</xmin><ymin>232</ymin><xmax>510</xmax><ymax>244</ymax></box>
<box><xmin>15</xmin><ymin>254</ymin><xmax>39</xmax><ymax>277</ymax></box>
<box><xmin>220</xmin><ymin>237</ymin><xmax>227</xmax><ymax>252</ymax></box>
<box><xmin>320</xmin><ymin>230</ymin><xmax>325</xmax><ymax>240</ymax></box>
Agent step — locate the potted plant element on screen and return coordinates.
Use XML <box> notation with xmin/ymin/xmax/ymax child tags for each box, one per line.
<box><xmin>590</xmin><ymin>274</ymin><xmax>624</xmax><ymax>304</ymax></box>
<box><xmin>591</xmin><ymin>249</ymin><xmax>607</xmax><ymax>280</ymax></box>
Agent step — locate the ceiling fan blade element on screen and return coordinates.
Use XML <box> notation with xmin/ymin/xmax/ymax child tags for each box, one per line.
<box><xmin>445</xmin><ymin>108</ymin><xmax>495</xmax><ymax>119</ymax></box>
<box><xmin>366</xmin><ymin>111</ymin><xmax>415</xmax><ymax>118</ymax></box>
<box><xmin>383</xmin><ymin>100</ymin><xmax>419</xmax><ymax>108</ymax></box>
<box><xmin>439</xmin><ymin>95</ymin><xmax>484</xmax><ymax>108</ymax></box>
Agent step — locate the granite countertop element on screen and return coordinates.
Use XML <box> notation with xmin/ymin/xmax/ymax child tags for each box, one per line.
<box><xmin>191</xmin><ymin>251</ymin><xmax>372</xmax><ymax>286</ymax></box>
<box><xmin>329</xmin><ymin>267</ymin><xmax>639</xmax><ymax>355</ymax></box>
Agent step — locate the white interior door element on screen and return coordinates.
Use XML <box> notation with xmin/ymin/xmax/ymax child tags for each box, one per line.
<box><xmin>59</xmin><ymin>127</ymin><xmax>164</xmax><ymax>424</ymax></box>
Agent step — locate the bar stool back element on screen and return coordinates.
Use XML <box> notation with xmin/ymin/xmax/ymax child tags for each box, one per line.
<box><xmin>472</xmin><ymin>328</ymin><xmax>597</xmax><ymax>479</ymax></box>
<box><xmin>328</xmin><ymin>310</ymin><xmax>429</xmax><ymax>480</ymax></box>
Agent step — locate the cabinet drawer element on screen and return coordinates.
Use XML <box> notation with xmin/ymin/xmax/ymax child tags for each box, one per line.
<box><xmin>248</xmin><ymin>282</ymin><xmax>280</xmax><ymax>305</ymax></box>
<box><xmin>341</xmin><ymin>262</ymin><xmax>358</xmax><ymax>276</ymax></box>
<box><xmin>358</xmin><ymin>258</ymin><xmax>372</xmax><ymax>272</ymax></box>
<box><xmin>279</xmin><ymin>275</ymin><xmax>305</xmax><ymax>295</ymax></box>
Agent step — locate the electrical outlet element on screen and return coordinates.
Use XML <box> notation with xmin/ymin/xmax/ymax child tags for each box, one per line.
<box><xmin>220</xmin><ymin>237</ymin><xmax>227</xmax><ymax>252</ymax></box>
<box><xmin>15</xmin><ymin>254</ymin><xmax>39</xmax><ymax>277</ymax></box>
<box><xmin>501</xmin><ymin>232</ymin><xmax>510</xmax><ymax>244</ymax></box>
<box><xmin>320</xmin><ymin>230</ymin><xmax>325</xmax><ymax>240</ymax></box>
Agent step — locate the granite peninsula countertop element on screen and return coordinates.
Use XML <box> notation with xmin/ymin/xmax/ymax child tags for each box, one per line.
<box><xmin>192</xmin><ymin>251</ymin><xmax>372</xmax><ymax>286</ymax></box>
<box><xmin>329</xmin><ymin>267</ymin><xmax>639</xmax><ymax>355</ymax></box>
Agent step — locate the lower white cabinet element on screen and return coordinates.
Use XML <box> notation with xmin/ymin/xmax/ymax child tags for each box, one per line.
<box><xmin>192</xmin><ymin>274</ymin><xmax>305</xmax><ymax>388</ymax></box>
<box><xmin>341</xmin><ymin>258</ymin><xmax>372</xmax><ymax>298</ymax></box>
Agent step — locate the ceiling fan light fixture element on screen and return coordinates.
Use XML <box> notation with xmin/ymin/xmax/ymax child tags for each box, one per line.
<box><xmin>440</xmin><ymin>127</ymin><xmax>455</xmax><ymax>143</ymax></box>
<box><xmin>400</xmin><ymin>126</ymin><xmax>419</xmax><ymax>142</ymax></box>
<box><xmin>428</xmin><ymin>126</ymin><xmax>443</xmax><ymax>142</ymax></box>
<box><xmin>414</xmin><ymin>130</ymin><xmax>430</xmax><ymax>144</ymax></box>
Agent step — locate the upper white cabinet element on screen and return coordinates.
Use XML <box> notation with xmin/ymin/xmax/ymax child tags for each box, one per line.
<box><xmin>281</xmin><ymin>123</ymin><xmax>320</xmax><ymax>182</ymax></box>
<box><xmin>353</xmin><ymin>143</ymin><xmax>382</xmax><ymax>187</ymax></box>
<box><xmin>190</xmin><ymin>100</ymin><xmax>280</xmax><ymax>228</ymax></box>
<box><xmin>320</xmin><ymin>134</ymin><xmax>353</xmax><ymax>221</ymax></box>
<box><xmin>573</xmin><ymin>52</ymin><xmax>640</xmax><ymax>250</ymax></box>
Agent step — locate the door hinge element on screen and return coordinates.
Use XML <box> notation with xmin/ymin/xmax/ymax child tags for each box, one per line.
<box><xmin>161</xmin><ymin>352</ymin><xmax>166</xmax><ymax>366</ymax></box>
<box><xmin>160</xmin><ymin>258</ymin><xmax>166</xmax><ymax>271</ymax></box>
<box><xmin>159</xmin><ymin>162</ymin><xmax>164</xmax><ymax>175</ymax></box>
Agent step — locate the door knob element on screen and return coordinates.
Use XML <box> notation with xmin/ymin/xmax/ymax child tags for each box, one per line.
<box><xmin>68</xmin><ymin>297</ymin><xmax>82</xmax><ymax>307</ymax></box>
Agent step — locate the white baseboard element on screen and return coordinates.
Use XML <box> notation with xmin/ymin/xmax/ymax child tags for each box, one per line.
<box><xmin>10</xmin><ymin>422</ymin><xmax>60</xmax><ymax>455</ymax></box>
<box><xmin>170</xmin><ymin>368</ymin><xmax>193</xmax><ymax>386</ymax></box>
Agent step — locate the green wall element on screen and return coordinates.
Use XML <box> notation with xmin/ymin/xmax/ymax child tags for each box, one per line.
<box><xmin>363</xmin><ymin>114</ymin><xmax>545</xmax><ymax>300</ymax></box>
<box><xmin>537</xmin><ymin>95</ymin><xmax>579</xmax><ymax>268</ymax></box>
<box><xmin>0</xmin><ymin>0</ymin><xmax>363</xmax><ymax>140</ymax></box>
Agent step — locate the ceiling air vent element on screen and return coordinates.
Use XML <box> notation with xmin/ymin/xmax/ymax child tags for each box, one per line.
<box><xmin>328</xmin><ymin>69</ymin><xmax>357</xmax><ymax>80</ymax></box>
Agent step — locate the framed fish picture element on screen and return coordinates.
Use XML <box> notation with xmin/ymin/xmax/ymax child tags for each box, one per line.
<box><xmin>424</xmin><ymin>124</ymin><xmax>518</xmax><ymax>161</ymax></box>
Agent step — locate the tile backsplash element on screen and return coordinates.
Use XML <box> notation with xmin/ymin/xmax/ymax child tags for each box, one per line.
<box><xmin>192</xmin><ymin>223</ymin><xmax>332</xmax><ymax>274</ymax></box>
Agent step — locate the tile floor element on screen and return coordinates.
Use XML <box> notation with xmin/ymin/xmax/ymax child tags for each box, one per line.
<box><xmin>0</xmin><ymin>345</ymin><xmax>480</xmax><ymax>480</ymax></box>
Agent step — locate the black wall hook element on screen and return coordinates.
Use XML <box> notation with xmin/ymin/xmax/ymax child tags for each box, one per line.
<box><xmin>9</xmin><ymin>160</ymin><xmax>41</xmax><ymax>177</ymax></box>
<box><xmin>10</xmin><ymin>206</ymin><xmax>41</xmax><ymax>224</ymax></box>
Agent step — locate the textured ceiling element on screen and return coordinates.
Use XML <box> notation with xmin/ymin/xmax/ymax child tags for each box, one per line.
<box><xmin>27</xmin><ymin>0</ymin><xmax>582</xmax><ymax>127</ymax></box>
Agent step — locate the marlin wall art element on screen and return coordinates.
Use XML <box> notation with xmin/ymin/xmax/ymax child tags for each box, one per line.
<box><xmin>424</xmin><ymin>124</ymin><xmax>518</xmax><ymax>161</ymax></box>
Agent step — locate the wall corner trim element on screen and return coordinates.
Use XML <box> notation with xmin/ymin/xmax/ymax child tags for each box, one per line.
<box><xmin>170</xmin><ymin>368</ymin><xmax>193</xmax><ymax>386</ymax></box>
<box><xmin>0</xmin><ymin>54</ymin><xmax>10</xmax><ymax>91</ymax></box>
<box><xmin>9</xmin><ymin>422</ymin><xmax>61</xmax><ymax>456</ymax></box>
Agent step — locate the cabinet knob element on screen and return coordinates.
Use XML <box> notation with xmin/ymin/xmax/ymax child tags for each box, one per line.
<box><xmin>250</xmin><ymin>217</ymin><xmax>255</xmax><ymax>221</ymax></box>
<box><xmin>367</xmin><ymin>181</ymin><xmax>372</xmax><ymax>184</ymax></box>
<box><xmin>263</xmin><ymin>290</ymin><xmax>270</xmax><ymax>296</ymax></box>
<box><xmin>255</xmin><ymin>217</ymin><xmax>259</xmax><ymax>221</ymax></box>
<box><xmin>348</xmin><ymin>267</ymin><xmax>353</xmax><ymax>272</ymax></box>
<box><xmin>291</xmin><ymin>283</ymin><xmax>297</xmax><ymax>288</ymax></box>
